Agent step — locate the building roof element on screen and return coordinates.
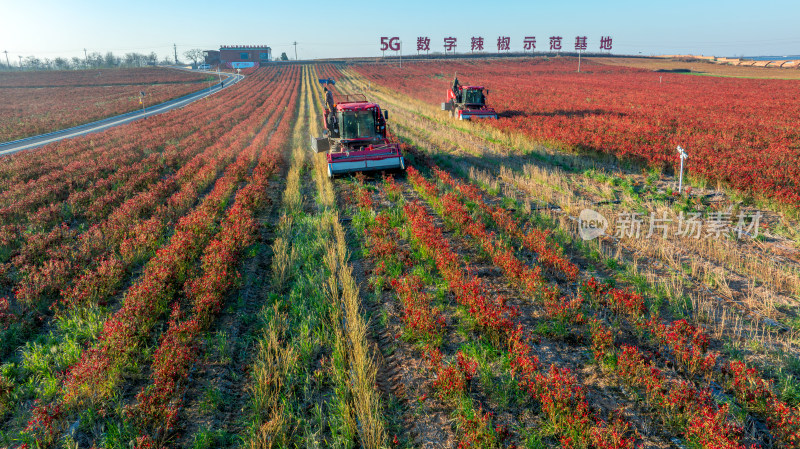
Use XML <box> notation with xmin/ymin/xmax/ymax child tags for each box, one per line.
<box><xmin>220</xmin><ymin>45</ymin><xmax>271</xmax><ymax>50</ymax></box>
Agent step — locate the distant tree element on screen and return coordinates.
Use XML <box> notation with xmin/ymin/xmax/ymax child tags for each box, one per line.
<box><xmin>280</xmin><ymin>52</ymin><xmax>289</xmax><ymax>61</ymax></box>
<box><xmin>71</xmin><ymin>57</ymin><xmax>83</xmax><ymax>69</ymax></box>
<box><xmin>160</xmin><ymin>54</ymin><xmax>173</xmax><ymax>66</ymax></box>
<box><xmin>87</xmin><ymin>52</ymin><xmax>104</xmax><ymax>68</ymax></box>
<box><xmin>104</xmin><ymin>51</ymin><xmax>119</xmax><ymax>68</ymax></box>
<box><xmin>147</xmin><ymin>52</ymin><xmax>158</xmax><ymax>66</ymax></box>
<box><xmin>184</xmin><ymin>49</ymin><xmax>205</xmax><ymax>66</ymax></box>
<box><xmin>54</xmin><ymin>57</ymin><xmax>70</xmax><ymax>70</ymax></box>
<box><xmin>124</xmin><ymin>52</ymin><xmax>138</xmax><ymax>67</ymax></box>
<box><xmin>23</xmin><ymin>56</ymin><xmax>42</xmax><ymax>70</ymax></box>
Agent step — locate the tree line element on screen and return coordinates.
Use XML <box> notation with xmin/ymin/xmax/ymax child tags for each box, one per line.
<box><xmin>0</xmin><ymin>51</ymin><xmax>180</xmax><ymax>71</ymax></box>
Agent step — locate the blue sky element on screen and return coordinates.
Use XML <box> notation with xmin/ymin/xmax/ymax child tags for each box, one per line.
<box><xmin>2</xmin><ymin>0</ymin><xmax>799</xmax><ymax>62</ymax></box>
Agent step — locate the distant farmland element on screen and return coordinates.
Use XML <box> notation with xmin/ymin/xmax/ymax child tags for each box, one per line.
<box><xmin>0</xmin><ymin>67</ymin><xmax>212</xmax><ymax>142</ymax></box>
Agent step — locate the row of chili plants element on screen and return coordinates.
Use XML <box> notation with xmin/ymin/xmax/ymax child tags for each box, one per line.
<box><xmin>127</xmin><ymin>76</ymin><xmax>297</xmax><ymax>446</ymax></box>
<box><xmin>12</xmin><ymin>69</ymin><xmax>292</xmax><ymax>312</ymax></box>
<box><xmin>0</xmin><ymin>68</ymin><xmax>294</xmax><ymax>387</ymax></box>
<box><xmin>18</xmin><ymin>119</ymin><xmax>271</xmax><ymax>448</ymax></box>
<box><xmin>424</xmin><ymin>164</ymin><xmax>744</xmax><ymax>444</ymax></box>
<box><xmin>584</xmin><ymin>279</ymin><xmax>800</xmax><ymax>448</ymax></box>
<box><xmin>336</xmin><ymin>63</ymin><xmax>800</xmax><ymax>445</ymax></box>
<box><xmin>353</xmin><ymin>175</ymin><xmax>507</xmax><ymax>447</ymax></box>
<box><xmin>423</xmin><ymin>161</ymin><xmax>800</xmax><ymax>447</ymax></box>
<box><xmin>2</xmin><ymin>67</ymin><xmax>301</xmax><ymax>447</ymax></box>
<box><xmin>0</xmin><ymin>69</ymin><xmax>269</xmax><ymax>227</ymax></box>
<box><xmin>0</xmin><ymin>68</ymin><xmax>209</xmax><ymax>88</ymax></box>
<box><xmin>333</xmin><ymin>62</ymin><xmax>799</xmax><ymax>443</ymax></box>
<box><xmin>354</xmin><ymin>172</ymin><xmax>637</xmax><ymax>448</ymax></box>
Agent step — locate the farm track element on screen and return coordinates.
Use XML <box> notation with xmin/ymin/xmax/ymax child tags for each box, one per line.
<box><xmin>237</xmin><ymin>65</ymin><xmax>386</xmax><ymax>449</ymax></box>
<box><xmin>335</xmin><ymin>68</ymin><xmax>800</xmax><ymax>364</ymax></box>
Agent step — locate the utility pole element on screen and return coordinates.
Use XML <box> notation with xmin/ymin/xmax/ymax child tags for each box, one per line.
<box><xmin>18</xmin><ymin>55</ymin><xmax>22</xmax><ymax>69</ymax></box>
<box><xmin>3</xmin><ymin>50</ymin><xmax>9</xmax><ymax>70</ymax></box>
<box><xmin>174</xmin><ymin>43</ymin><xmax>178</xmax><ymax>65</ymax></box>
<box><xmin>293</xmin><ymin>41</ymin><xmax>297</xmax><ymax>61</ymax></box>
<box><xmin>83</xmin><ymin>48</ymin><xmax>88</xmax><ymax>65</ymax></box>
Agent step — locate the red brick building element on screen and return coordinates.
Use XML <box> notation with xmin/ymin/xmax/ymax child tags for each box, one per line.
<box><xmin>219</xmin><ymin>45</ymin><xmax>271</xmax><ymax>64</ymax></box>
<box><xmin>203</xmin><ymin>50</ymin><xmax>220</xmax><ymax>65</ymax></box>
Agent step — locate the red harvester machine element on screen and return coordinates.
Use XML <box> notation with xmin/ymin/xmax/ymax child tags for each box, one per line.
<box><xmin>311</xmin><ymin>92</ymin><xmax>405</xmax><ymax>178</ymax></box>
<box><xmin>441</xmin><ymin>84</ymin><xmax>497</xmax><ymax>120</ymax></box>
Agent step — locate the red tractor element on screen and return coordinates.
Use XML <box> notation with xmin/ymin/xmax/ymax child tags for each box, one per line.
<box><xmin>311</xmin><ymin>92</ymin><xmax>405</xmax><ymax>178</ymax></box>
<box><xmin>441</xmin><ymin>83</ymin><xmax>497</xmax><ymax>120</ymax></box>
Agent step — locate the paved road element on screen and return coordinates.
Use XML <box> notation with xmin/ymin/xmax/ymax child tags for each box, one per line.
<box><xmin>0</xmin><ymin>70</ymin><xmax>244</xmax><ymax>156</ymax></box>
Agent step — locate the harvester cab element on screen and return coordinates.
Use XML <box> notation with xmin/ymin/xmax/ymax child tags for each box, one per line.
<box><xmin>311</xmin><ymin>85</ymin><xmax>405</xmax><ymax>178</ymax></box>
<box><xmin>442</xmin><ymin>82</ymin><xmax>498</xmax><ymax>120</ymax></box>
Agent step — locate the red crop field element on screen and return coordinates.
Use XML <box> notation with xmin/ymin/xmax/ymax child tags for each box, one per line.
<box><xmin>0</xmin><ymin>66</ymin><xmax>302</xmax><ymax>448</ymax></box>
<box><xmin>353</xmin><ymin>58</ymin><xmax>800</xmax><ymax>206</ymax></box>
<box><xmin>0</xmin><ymin>58</ymin><xmax>799</xmax><ymax>449</ymax></box>
<box><xmin>0</xmin><ymin>68</ymin><xmax>213</xmax><ymax>142</ymax></box>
